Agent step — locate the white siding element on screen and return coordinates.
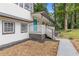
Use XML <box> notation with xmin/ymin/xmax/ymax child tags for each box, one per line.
<box><xmin>0</xmin><ymin>17</ymin><xmax>29</xmax><ymax>45</ymax></box>
<box><xmin>29</xmin><ymin>23</ymin><xmax>46</xmax><ymax>34</ymax></box>
<box><xmin>0</xmin><ymin>3</ymin><xmax>33</xmax><ymax>21</ymax></box>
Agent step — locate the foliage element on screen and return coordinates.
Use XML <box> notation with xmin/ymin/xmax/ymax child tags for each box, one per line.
<box><xmin>60</xmin><ymin>29</ymin><xmax>79</xmax><ymax>39</ymax></box>
<box><xmin>51</xmin><ymin>3</ymin><xmax>79</xmax><ymax>30</ymax></box>
<box><xmin>34</xmin><ymin>3</ymin><xmax>47</xmax><ymax>12</ymax></box>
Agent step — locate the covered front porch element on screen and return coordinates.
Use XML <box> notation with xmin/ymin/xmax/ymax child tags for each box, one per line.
<box><xmin>29</xmin><ymin>24</ymin><xmax>55</xmax><ymax>40</ymax></box>
<box><xmin>29</xmin><ymin>11</ymin><xmax>55</xmax><ymax>40</ymax></box>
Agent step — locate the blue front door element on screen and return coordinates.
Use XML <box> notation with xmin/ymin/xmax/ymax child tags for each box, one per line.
<box><xmin>33</xmin><ymin>17</ymin><xmax>37</xmax><ymax>32</ymax></box>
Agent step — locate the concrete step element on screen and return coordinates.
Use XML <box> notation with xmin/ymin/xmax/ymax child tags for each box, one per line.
<box><xmin>29</xmin><ymin>34</ymin><xmax>45</xmax><ymax>40</ymax></box>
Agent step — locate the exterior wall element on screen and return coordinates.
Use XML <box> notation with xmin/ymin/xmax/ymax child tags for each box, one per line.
<box><xmin>0</xmin><ymin>3</ymin><xmax>33</xmax><ymax>21</ymax></box>
<box><xmin>15</xmin><ymin>3</ymin><xmax>34</xmax><ymax>13</ymax></box>
<box><xmin>24</xmin><ymin>3</ymin><xmax>34</xmax><ymax>13</ymax></box>
<box><xmin>0</xmin><ymin>16</ymin><xmax>29</xmax><ymax>46</ymax></box>
<box><xmin>29</xmin><ymin>23</ymin><xmax>46</xmax><ymax>34</ymax></box>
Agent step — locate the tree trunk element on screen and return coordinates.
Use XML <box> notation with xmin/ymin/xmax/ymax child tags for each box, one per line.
<box><xmin>64</xmin><ymin>3</ymin><xmax>68</xmax><ymax>30</ymax></box>
<box><xmin>74</xmin><ymin>4</ymin><xmax>77</xmax><ymax>28</ymax></box>
<box><xmin>71</xmin><ymin>13</ymin><xmax>74</xmax><ymax>29</ymax></box>
<box><xmin>54</xmin><ymin>3</ymin><xmax>57</xmax><ymax>29</ymax></box>
<box><xmin>71</xmin><ymin>4</ymin><xmax>76</xmax><ymax>29</ymax></box>
<box><xmin>74</xmin><ymin>11</ymin><xmax>76</xmax><ymax>26</ymax></box>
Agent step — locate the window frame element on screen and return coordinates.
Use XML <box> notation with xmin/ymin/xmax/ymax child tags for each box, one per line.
<box><xmin>2</xmin><ymin>21</ymin><xmax>15</xmax><ymax>34</ymax></box>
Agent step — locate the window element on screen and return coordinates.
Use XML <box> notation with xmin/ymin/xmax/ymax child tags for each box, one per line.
<box><xmin>21</xmin><ymin>23</ymin><xmax>27</xmax><ymax>33</ymax></box>
<box><xmin>24</xmin><ymin>3</ymin><xmax>30</xmax><ymax>10</ymax></box>
<box><xmin>3</xmin><ymin>21</ymin><xmax>15</xmax><ymax>34</ymax></box>
<box><xmin>19</xmin><ymin>3</ymin><xmax>23</xmax><ymax>8</ymax></box>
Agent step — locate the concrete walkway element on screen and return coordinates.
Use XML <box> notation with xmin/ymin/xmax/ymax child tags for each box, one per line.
<box><xmin>57</xmin><ymin>38</ymin><xmax>79</xmax><ymax>56</ymax></box>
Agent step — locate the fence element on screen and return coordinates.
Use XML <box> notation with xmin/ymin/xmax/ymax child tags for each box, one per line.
<box><xmin>46</xmin><ymin>26</ymin><xmax>55</xmax><ymax>39</ymax></box>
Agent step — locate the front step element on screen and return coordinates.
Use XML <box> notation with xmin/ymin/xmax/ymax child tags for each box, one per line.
<box><xmin>29</xmin><ymin>34</ymin><xmax>45</xmax><ymax>40</ymax></box>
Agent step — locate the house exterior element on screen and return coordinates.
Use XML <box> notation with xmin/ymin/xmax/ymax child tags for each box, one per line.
<box><xmin>29</xmin><ymin>11</ymin><xmax>55</xmax><ymax>40</ymax></box>
<box><xmin>0</xmin><ymin>3</ymin><xmax>33</xmax><ymax>48</ymax></box>
<box><xmin>15</xmin><ymin>3</ymin><xmax>34</xmax><ymax>13</ymax></box>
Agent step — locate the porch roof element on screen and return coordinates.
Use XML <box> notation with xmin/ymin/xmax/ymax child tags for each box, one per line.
<box><xmin>40</xmin><ymin>11</ymin><xmax>54</xmax><ymax>23</ymax></box>
<box><xmin>32</xmin><ymin>11</ymin><xmax>54</xmax><ymax>23</ymax></box>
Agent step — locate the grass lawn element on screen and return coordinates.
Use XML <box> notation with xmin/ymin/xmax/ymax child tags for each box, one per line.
<box><xmin>0</xmin><ymin>39</ymin><xmax>59</xmax><ymax>56</ymax></box>
<box><xmin>60</xmin><ymin>29</ymin><xmax>79</xmax><ymax>39</ymax></box>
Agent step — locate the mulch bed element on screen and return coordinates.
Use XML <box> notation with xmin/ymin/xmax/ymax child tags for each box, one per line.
<box><xmin>0</xmin><ymin>39</ymin><xmax>59</xmax><ymax>56</ymax></box>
